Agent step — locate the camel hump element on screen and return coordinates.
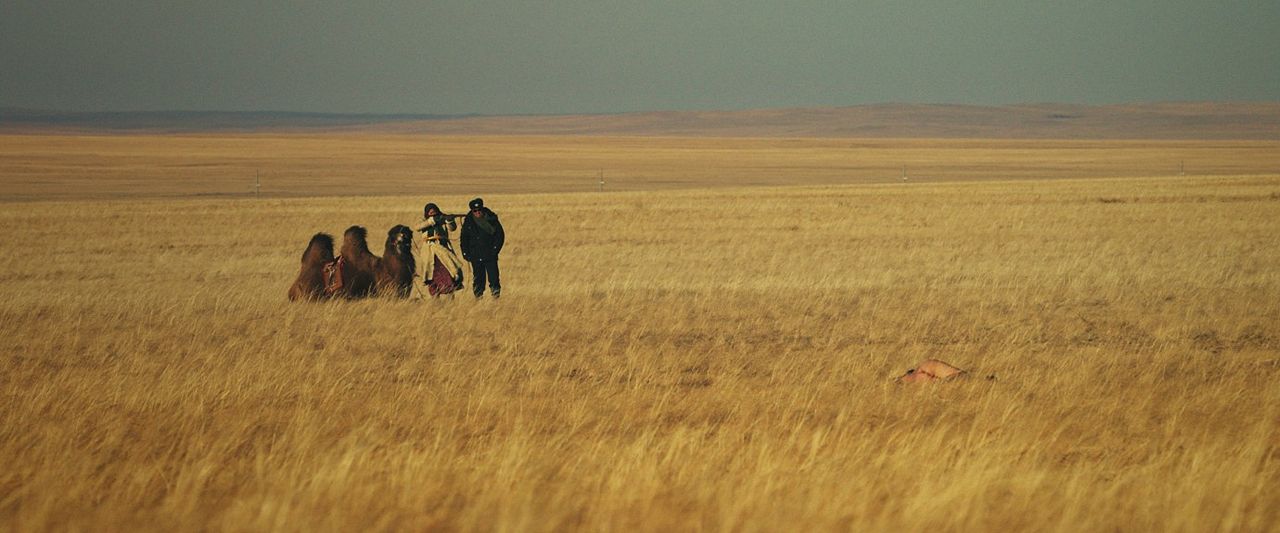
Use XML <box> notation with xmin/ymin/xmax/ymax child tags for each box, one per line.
<box><xmin>301</xmin><ymin>233</ymin><xmax>335</xmax><ymax>263</ymax></box>
<box><xmin>308</xmin><ymin>232</ymin><xmax>334</xmax><ymax>249</ymax></box>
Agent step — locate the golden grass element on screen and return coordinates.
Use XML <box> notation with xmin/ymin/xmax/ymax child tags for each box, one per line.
<box><xmin>1</xmin><ymin>168</ymin><xmax>1278</xmax><ymax>531</ymax></box>
<box><xmin>2</xmin><ymin>133</ymin><xmax>1279</xmax><ymax>200</ymax></box>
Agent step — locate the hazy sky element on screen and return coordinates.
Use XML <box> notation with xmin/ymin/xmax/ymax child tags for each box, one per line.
<box><xmin>2</xmin><ymin>0</ymin><xmax>1277</xmax><ymax>114</ymax></box>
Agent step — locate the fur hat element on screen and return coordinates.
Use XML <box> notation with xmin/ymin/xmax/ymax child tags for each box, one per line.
<box><xmin>469</xmin><ymin>198</ymin><xmax>484</xmax><ymax>210</ymax></box>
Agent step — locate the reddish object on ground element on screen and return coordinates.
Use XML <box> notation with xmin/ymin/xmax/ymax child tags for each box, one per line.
<box><xmin>897</xmin><ymin>359</ymin><xmax>966</xmax><ymax>383</ymax></box>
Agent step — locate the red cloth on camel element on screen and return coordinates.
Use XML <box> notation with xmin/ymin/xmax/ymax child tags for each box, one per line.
<box><xmin>427</xmin><ymin>257</ymin><xmax>458</xmax><ymax>296</ymax></box>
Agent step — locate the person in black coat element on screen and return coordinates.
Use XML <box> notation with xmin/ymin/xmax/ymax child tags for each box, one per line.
<box><xmin>459</xmin><ymin>197</ymin><xmax>505</xmax><ymax>298</ymax></box>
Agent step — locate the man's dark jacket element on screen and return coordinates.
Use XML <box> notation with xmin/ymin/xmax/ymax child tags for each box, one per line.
<box><xmin>460</xmin><ymin>208</ymin><xmax>505</xmax><ymax>261</ymax></box>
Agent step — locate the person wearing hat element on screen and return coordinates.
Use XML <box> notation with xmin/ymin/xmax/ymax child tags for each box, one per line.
<box><xmin>413</xmin><ymin>202</ymin><xmax>464</xmax><ymax>296</ymax></box>
<box><xmin>414</xmin><ymin>203</ymin><xmax>457</xmax><ymax>250</ymax></box>
<box><xmin>459</xmin><ymin>197</ymin><xmax>505</xmax><ymax>298</ymax></box>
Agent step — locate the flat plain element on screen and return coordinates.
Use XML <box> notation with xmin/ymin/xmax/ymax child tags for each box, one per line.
<box><xmin>3</xmin><ymin>133</ymin><xmax>1278</xmax><ymax>200</ymax></box>
<box><xmin>1</xmin><ymin>132</ymin><xmax>1278</xmax><ymax>531</ymax></box>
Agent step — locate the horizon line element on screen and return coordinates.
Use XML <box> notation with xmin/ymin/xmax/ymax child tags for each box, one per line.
<box><xmin>4</xmin><ymin>100</ymin><xmax>1279</xmax><ymax>120</ymax></box>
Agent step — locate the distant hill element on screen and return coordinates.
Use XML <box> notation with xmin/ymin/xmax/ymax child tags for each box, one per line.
<box><xmin>0</xmin><ymin>108</ymin><xmax>471</xmax><ymax>133</ymax></box>
<box><xmin>3</xmin><ymin>102</ymin><xmax>1278</xmax><ymax>139</ymax></box>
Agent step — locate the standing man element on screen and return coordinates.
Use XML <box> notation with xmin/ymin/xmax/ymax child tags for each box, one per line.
<box><xmin>460</xmin><ymin>197</ymin><xmax>505</xmax><ymax>298</ymax></box>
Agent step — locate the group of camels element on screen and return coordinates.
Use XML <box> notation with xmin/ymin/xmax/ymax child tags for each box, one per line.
<box><xmin>287</xmin><ymin>225</ymin><xmax>981</xmax><ymax>384</ymax></box>
<box><xmin>288</xmin><ymin>225</ymin><xmax>416</xmax><ymax>301</ymax></box>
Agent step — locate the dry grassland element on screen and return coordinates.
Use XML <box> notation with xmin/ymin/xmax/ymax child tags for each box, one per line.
<box><xmin>3</xmin><ymin>133</ymin><xmax>1278</xmax><ymax>200</ymax></box>
<box><xmin>2</xmin><ymin>168</ymin><xmax>1278</xmax><ymax>531</ymax></box>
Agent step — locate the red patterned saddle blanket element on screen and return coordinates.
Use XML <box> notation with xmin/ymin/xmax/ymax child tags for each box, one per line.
<box><xmin>322</xmin><ymin>256</ymin><xmax>346</xmax><ymax>296</ymax></box>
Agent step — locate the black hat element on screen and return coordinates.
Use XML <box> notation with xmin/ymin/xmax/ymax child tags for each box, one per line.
<box><xmin>469</xmin><ymin>198</ymin><xmax>484</xmax><ymax>210</ymax></box>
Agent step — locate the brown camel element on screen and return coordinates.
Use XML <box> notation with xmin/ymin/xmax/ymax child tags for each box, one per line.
<box><xmin>287</xmin><ymin>233</ymin><xmax>335</xmax><ymax>301</ymax></box>
<box><xmin>376</xmin><ymin>225</ymin><xmax>416</xmax><ymax>298</ymax></box>
<box><xmin>334</xmin><ymin>225</ymin><xmax>381</xmax><ymax>299</ymax></box>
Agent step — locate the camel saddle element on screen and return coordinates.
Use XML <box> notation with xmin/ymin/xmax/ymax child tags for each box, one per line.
<box><xmin>323</xmin><ymin>256</ymin><xmax>346</xmax><ymax>296</ymax></box>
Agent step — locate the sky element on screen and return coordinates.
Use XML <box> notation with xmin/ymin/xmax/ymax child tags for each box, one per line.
<box><xmin>2</xmin><ymin>0</ymin><xmax>1278</xmax><ymax>115</ymax></box>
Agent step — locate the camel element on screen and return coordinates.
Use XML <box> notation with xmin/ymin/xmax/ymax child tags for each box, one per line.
<box><xmin>376</xmin><ymin>225</ymin><xmax>416</xmax><ymax>298</ymax></box>
<box><xmin>334</xmin><ymin>225</ymin><xmax>381</xmax><ymax>299</ymax></box>
<box><xmin>287</xmin><ymin>233</ymin><xmax>335</xmax><ymax>301</ymax></box>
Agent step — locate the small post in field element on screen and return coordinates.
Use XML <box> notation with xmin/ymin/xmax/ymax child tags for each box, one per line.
<box><xmin>1180</xmin><ymin>161</ymin><xmax>1185</xmax><ymax>176</ymax></box>
<box><xmin>255</xmin><ymin>170</ymin><xmax>261</xmax><ymax>196</ymax></box>
<box><xmin>598</xmin><ymin>170</ymin><xmax>605</xmax><ymax>192</ymax></box>
<box><xmin>902</xmin><ymin>165</ymin><xmax>908</xmax><ymax>182</ymax></box>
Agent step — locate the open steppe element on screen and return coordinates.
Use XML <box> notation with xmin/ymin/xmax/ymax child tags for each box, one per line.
<box><xmin>2</xmin><ymin>133</ymin><xmax>1278</xmax><ymax>201</ymax></box>
<box><xmin>1</xmin><ymin>132</ymin><xmax>1278</xmax><ymax>531</ymax></box>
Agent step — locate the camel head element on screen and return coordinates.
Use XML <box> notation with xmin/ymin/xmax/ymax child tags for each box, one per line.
<box><xmin>387</xmin><ymin>225</ymin><xmax>413</xmax><ymax>256</ymax></box>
